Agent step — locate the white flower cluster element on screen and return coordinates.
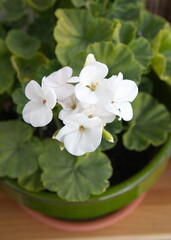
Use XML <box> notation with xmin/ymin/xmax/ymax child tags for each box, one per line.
<box><xmin>22</xmin><ymin>54</ymin><xmax>138</xmax><ymax>156</ymax></box>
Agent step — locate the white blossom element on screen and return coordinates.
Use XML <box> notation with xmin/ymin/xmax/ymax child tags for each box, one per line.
<box><xmin>82</xmin><ymin>105</ymin><xmax>115</xmax><ymax>124</ymax></box>
<box><xmin>74</xmin><ymin>61</ymin><xmax>109</xmax><ymax>104</ymax></box>
<box><xmin>104</xmin><ymin>73</ymin><xmax>138</xmax><ymax>121</ymax></box>
<box><xmin>43</xmin><ymin>66</ymin><xmax>74</xmax><ymax>101</ymax></box>
<box><xmin>56</xmin><ymin>113</ymin><xmax>103</xmax><ymax>156</ymax></box>
<box><xmin>58</xmin><ymin>94</ymin><xmax>83</xmax><ymax>121</ymax></box>
<box><xmin>22</xmin><ymin>80</ymin><xmax>56</xmax><ymax>127</ymax></box>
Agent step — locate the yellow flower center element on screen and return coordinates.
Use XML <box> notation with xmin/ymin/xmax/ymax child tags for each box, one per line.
<box><xmin>79</xmin><ymin>125</ymin><xmax>85</xmax><ymax>132</ymax></box>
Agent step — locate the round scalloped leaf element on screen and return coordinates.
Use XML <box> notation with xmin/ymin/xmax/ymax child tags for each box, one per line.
<box><xmin>23</xmin><ymin>0</ymin><xmax>56</xmax><ymax>11</ymax></box>
<box><xmin>113</xmin><ymin>19</ymin><xmax>136</xmax><ymax>45</ymax></box>
<box><xmin>5</xmin><ymin>29</ymin><xmax>40</xmax><ymax>59</ymax></box>
<box><xmin>54</xmin><ymin>9</ymin><xmax>114</xmax><ymax>65</ymax></box>
<box><xmin>12</xmin><ymin>84</ymin><xmax>28</xmax><ymax>114</ymax></box>
<box><xmin>0</xmin><ymin>39</ymin><xmax>15</xmax><ymax>94</ymax></box>
<box><xmin>11</xmin><ymin>53</ymin><xmax>49</xmax><ymax>82</ymax></box>
<box><xmin>0</xmin><ymin>0</ymin><xmax>25</xmax><ymax>22</ymax></box>
<box><xmin>128</xmin><ymin>37</ymin><xmax>153</xmax><ymax>73</ymax></box>
<box><xmin>139</xmin><ymin>10</ymin><xmax>167</xmax><ymax>41</ymax></box>
<box><xmin>39</xmin><ymin>141</ymin><xmax>112</xmax><ymax>202</ymax></box>
<box><xmin>109</xmin><ymin>0</ymin><xmax>143</xmax><ymax>21</ymax></box>
<box><xmin>18</xmin><ymin>168</ymin><xmax>45</xmax><ymax>192</ymax></box>
<box><xmin>123</xmin><ymin>92</ymin><xmax>171</xmax><ymax>151</ymax></box>
<box><xmin>87</xmin><ymin>42</ymin><xmax>142</xmax><ymax>84</ymax></box>
<box><xmin>0</xmin><ymin>120</ymin><xmax>42</xmax><ymax>178</ymax></box>
<box><xmin>152</xmin><ymin>29</ymin><xmax>171</xmax><ymax>86</ymax></box>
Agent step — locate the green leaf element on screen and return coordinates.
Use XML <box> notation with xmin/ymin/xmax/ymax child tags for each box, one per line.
<box><xmin>0</xmin><ymin>120</ymin><xmax>42</xmax><ymax>178</ymax></box>
<box><xmin>28</xmin><ymin>14</ymin><xmax>56</xmax><ymax>43</ymax></box>
<box><xmin>0</xmin><ymin>39</ymin><xmax>15</xmax><ymax>94</ymax></box>
<box><xmin>69</xmin><ymin>51</ymin><xmax>87</xmax><ymax>75</ymax></box>
<box><xmin>113</xmin><ymin>19</ymin><xmax>137</xmax><ymax>45</ymax></box>
<box><xmin>11</xmin><ymin>53</ymin><xmax>49</xmax><ymax>82</ymax></box>
<box><xmin>152</xmin><ymin>29</ymin><xmax>171</xmax><ymax>86</ymax></box>
<box><xmin>39</xmin><ymin>141</ymin><xmax>112</xmax><ymax>202</ymax></box>
<box><xmin>5</xmin><ymin>29</ymin><xmax>40</xmax><ymax>59</ymax></box>
<box><xmin>139</xmin><ymin>75</ymin><xmax>153</xmax><ymax>94</ymax></box>
<box><xmin>87</xmin><ymin>42</ymin><xmax>142</xmax><ymax>84</ymax></box>
<box><xmin>12</xmin><ymin>84</ymin><xmax>28</xmax><ymax>114</ymax></box>
<box><xmin>54</xmin><ymin>9</ymin><xmax>114</xmax><ymax>65</ymax></box>
<box><xmin>23</xmin><ymin>0</ymin><xmax>56</xmax><ymax>11</ymax></box>
<box><xmin>123</xmin><ymin>92</ymin><xmax>171</xmax><ymax>151</ymax></box>
<box><xmin>0</xmin><ymin>0</ymin><xmax>25</xmax><ymax>22</ymax></box>
<box><xmin>128</xmin><ymin>37</ymin><xmax>153</xmax><ymax>73</ymax></box>
<box><xmin>109</xmin><ymin>0</ymin><xmax>144</xmax><ymax>22</ymax></box>
<box><xmin>0</xmin><ymin>24</ymin><xmax>6</xmax><ymax>39</ymax></box>
<box><xmin>71</xmin><ymin>0</ymin><xmax>88</xmax><ymax>7</ymax></box>
<box><xmin>139</xmin><ymin>10</ymin><xmax>167</xmax><ymax>41</ymax></box>
<box><xmin>18</xmin><ymin>168</ymin><xmax>45</xmax><ymax>192</ymax></box>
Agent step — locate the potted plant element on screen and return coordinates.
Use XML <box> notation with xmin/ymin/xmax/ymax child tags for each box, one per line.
<box><xmin>0</xmin><ymin>0</ymin><xmax>171</xmax><ymax>231</ymax></box>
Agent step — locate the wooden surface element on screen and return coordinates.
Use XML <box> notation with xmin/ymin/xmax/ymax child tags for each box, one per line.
<box><xmin>0</xmin><ymin>161</ymin><xmax>171</xmax><ymax>240</ymax></box>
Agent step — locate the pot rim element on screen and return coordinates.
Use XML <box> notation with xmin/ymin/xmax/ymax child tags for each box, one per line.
<box><xmin>1</xmin><ymin>134</ymin><xmax>171</xmax><ymax>205</ymax></box>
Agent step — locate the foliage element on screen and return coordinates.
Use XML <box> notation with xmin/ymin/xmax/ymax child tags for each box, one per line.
<box><xmin>0</xmin><ymin>0</ymin><xmax>170</xmax><ymax>202</ymax></box>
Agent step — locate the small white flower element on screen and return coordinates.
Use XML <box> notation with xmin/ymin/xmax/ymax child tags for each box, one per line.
<box><xmin>105</xmin><ymin>73</ymin><xmax>138</xmax><ymax>121</ymax></box>
<box><xmin>58</xmin><ymin>94</ymin><xmax>83</xmax><ymax>121</ymax></box>
<box><xmin>43</xmin><ymin>66</ymin><xmax>74</xmax><ymax>101</ymax></box>
<box><xmin>22</xmin><ymin>80</ymin><xmax>56</xmax><ymax>127</ymax></box>
<box><xmin>82</xmin><ymin>105</ymin><xmax>115</xmax><ymax>124</ymax></box>
<box><xmin>56</xmin><ymin>113</ymin><xmax>103</xmax><ymax>156</ymax></box>
<box><xmin>75</xmin><ymin>61</ymin><xmax>108</xmax><ymax>104</ymax></box>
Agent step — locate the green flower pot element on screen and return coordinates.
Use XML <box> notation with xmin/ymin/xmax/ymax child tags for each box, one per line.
<box><xmin>0</xmin><ymin>134</ymin><xmax>171</xmax><ymax>221</ymax></box>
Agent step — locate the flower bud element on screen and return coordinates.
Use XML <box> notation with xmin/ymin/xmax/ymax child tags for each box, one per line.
<box><xmin>102</xmin><ymin>128</ymin><xmax>114</xmax><ymax>143</ymax></box>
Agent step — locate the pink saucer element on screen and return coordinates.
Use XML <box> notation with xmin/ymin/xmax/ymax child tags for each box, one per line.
<box><xmin>20</xmin><ymin>193</ymin><xmax>146</xmax><ymax>232</ymax></box>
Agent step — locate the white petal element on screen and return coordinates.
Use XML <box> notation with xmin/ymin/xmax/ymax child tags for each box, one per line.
<box><xmin>25</xmin><ymin>80</ymin><xmax>44</xmax><ymax>101</ymax></box>
<box><xmin>56</xmin><ymin>124</ymin><xmax>77</xmax><ymax>142</ymax></box>
<box><xmin>67</xmin><ymin>76</ymin><xmax>80</xmax><ymax>83</ymax></box>
<box><xmin>63</xmin><ymin>131</ymin><xmax>85</xmax><ymax>156</ymax></box>
<box><xmin>115</xmin><ymin>102</ymin><xmax>133</xmax><ymax>121</ymax></box>
<box><xmin>53</xmin><ymin>84</ymin><xmax>74</xmax><ymax>101</ymax></box>
<box><xmin>75</xmin><ymin>83</ymin><xmax>97</xmax><ymax>104</ymax></box>
<box><xmin>79</xmin><ymin>127</ymin><xmax>102</xmax><ymax>153</ymax></box>
<box><xmin>84</xmin><ymin>54</ymin><xmax>96</xmax><ymax>66</ymax></box>
<box><xmin>30</xmin><ymin>107</ymin><xmax>53</xmax><ymax>127</ymax></box>
<box><xmin>45</xmin><ymin>88</ymin><xmax>57</xmax><ymax>109</ymax></box>
<box><xmin>95</xmin><ymin>80</ymin><xmax>114</xmax><ymax>104</ymax></box>
<box><xmin>58</xmin><ymin>109</ymin><xmax>71</xmax><ymax>121</ymax></box>
<box><xmin>79</xmin><ymin>62</ymin><xmax>108</xmax><ymax>86</ymax></box>
<box><xmin>105</xmin><ymin>103</ymin><xmax>121</xmax><ymax>118</ymax></box>
<box><xmin>22</xmin><ymin>101</ymin><xmax>53</xmax><ymax>127</ymax></box>
<box><xmin>115</xmin><ymin>80</ymin><xmax>138</xmax><ymax>102</ymax></box>
<box><xmin>63</xmin><ymin>113</ymin><xmax>102</xmax><ymax>128</ymax></box>
<box><xmin>82</xmin><ymin>106</ymin><xmax>115</xmax><ymax>124</ymax></box>
<box><xmin>44</xmin><ymin>67</ymin><xmax>73</xmax><ymax>87</ymax></box>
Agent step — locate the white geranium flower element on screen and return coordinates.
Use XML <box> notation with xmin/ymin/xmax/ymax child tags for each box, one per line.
<box><xmin>105</xmin><ymin>73</ymin><xmax>138</xmax><ymax>121</ymax></box>
<box><xmin>43</xmin><ymin>66</ymin><xmax>74</xmax><ymax>101</ymax></box>
<box><xmin>56</xmin><ymin>113</ymin><xmax>103</xmax><ymax>156</ymax></box>
<box><xmin>58</xmin><ymin>94</ymin><xmax>83</xmax><ymax>120</ymax></box>
<box><xmin>75</xmin><ymin>61</ymin><xmax>108</xmax><ymax>104</ymax></box>
<box><xmin>22</xmin><ymin>80</ymin><xmax>56</xmax><ymax>127</ymax></box>
<box><xmin>82</xmin><ymin>105</ymin><xmax>116</xmax><ymax>124</ymax></box>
